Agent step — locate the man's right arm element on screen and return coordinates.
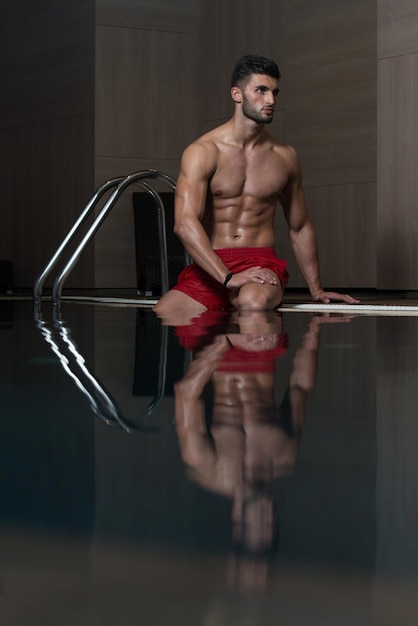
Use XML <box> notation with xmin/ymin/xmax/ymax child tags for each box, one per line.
<box><xmin>174</xmin><ymin>141</ymin><xmax>232</xmax><ymax>284</ymax></box>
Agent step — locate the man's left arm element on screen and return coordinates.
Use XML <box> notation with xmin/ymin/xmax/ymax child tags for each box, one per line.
<box><xmin>281</xmin><ymin>148</ymin><xmax>359</xmax><ymax>305</ymax></box>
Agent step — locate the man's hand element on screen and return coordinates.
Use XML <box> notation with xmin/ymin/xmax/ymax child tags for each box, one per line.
<box><xmin>227</xmin><ymin>267</ymin><xmax>279</xmax><ymax>289</ymax></box>
<box><xmin>312</xmin><ymin>290</ymin><xmax>360</xmax><ymax>305</ymax></box>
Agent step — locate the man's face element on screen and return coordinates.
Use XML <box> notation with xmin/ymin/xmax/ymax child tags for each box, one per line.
<box><xmin>241</xmin><ymin>74</ymin><xmax>279</xmax><ymax>124</ymax></box>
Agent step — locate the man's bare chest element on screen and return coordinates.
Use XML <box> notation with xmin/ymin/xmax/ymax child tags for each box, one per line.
<box><xmin>209</xmin><ymin>149</ymin><xmax>289</xmax><ymax>201</ymax></box>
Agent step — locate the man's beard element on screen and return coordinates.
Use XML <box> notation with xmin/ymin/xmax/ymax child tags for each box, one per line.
<box><xmin>242</xmin><ymin>94</ymin><xmax>274</xmax><ymax>124</ymax></box>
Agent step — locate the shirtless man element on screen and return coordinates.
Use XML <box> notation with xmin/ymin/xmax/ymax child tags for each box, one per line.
<box><xmin>153</xmin><ymin>54</ymin><xmax>359</xmax><ymax>322</ymax></box>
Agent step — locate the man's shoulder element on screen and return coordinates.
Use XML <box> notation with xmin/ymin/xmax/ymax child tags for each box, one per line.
<box><xmin>269</xmin><ymin>138</ymin><xmax>300</xmax><ymax>170</ymax></box>
<box><xmin>189</xmin><ymin>122</ymin><xmax>229</xmax><ymax>151</ymax></box>
<box><xmin>179</xmin><ymin>127</ymin><xmax>227</xmax><ymax>178</ymax></box>
<box><xmin>181</xmin><ymin>137</ymin><xmax>218</xmax><ymax>175</ymax></box>
<box><xmin>182</xmin><ymin>123</ymin><xmax>230</xmax><ymax>168</ymax></box>
<box><xmin>269</xmin><ymin>135</ymin><xmax>297</xmax><ymax>157</ymax></box>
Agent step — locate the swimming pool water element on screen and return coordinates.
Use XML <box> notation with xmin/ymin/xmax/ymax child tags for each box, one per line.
<box><xmin>1</xmin><ymin>299</ymin><xmax>417</xmax><ymax>624</ymax></box>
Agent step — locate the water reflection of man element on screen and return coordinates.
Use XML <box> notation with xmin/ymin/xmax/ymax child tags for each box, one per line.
<box><xmin>175</xmin><ymin>311</ymin><xmax>349</xmax><ymax>591</ymax></box>
<box><xmin>174</xmin><ymin>312</ymin><xmax>353</xmax><ymax>592</ymax></box>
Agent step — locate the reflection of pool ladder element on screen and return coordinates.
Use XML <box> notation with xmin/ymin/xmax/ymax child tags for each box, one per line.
<box><xmin>33</xmin><ymin>170</ymin><xmax>185</xmax><ymax>312</ymax></box>
<box><xmin>34</xmin><ymin>308</ymin><xmax>181</xmax><ymax>433</ymax></box>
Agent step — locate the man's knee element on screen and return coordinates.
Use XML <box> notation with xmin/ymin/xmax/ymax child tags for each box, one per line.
<box><xmin>233</xmin><ymin>283</ymin><xmax>283</xmax><ymax>310</ymax></box>
<box><xmin>236</xmin><ymin>289</ymin><xmax>272</xmax><ymax>310</ymax></box>
<box><xmin>152</xmin><ymin>293</ymin><xmax>169</xmax><ymax>315</ymax></box>
<box><xmin>152</xmin><ymin>289</ymin><xmax>208</xmax><ymax>324</ymax></box>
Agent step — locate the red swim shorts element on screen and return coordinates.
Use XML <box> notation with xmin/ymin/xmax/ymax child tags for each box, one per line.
<box><xmin>217</xmin><ymin>332</ymin><xmax>289</xmax><ymax>373</ymax></box>
<box><xmin>175</xmin><ymin>309</ymin><xmax>231</xmax><ymax>351</ymax></box>
<box><xmin>172</xmin><ymin>247</ymin><xmax>288</xmax><ymax>310</ymax></box>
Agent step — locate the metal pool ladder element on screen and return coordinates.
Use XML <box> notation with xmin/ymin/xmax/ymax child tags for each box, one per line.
<box><xmin>33</xmin><ymin>169</ymin><xmax>182</xmax><ymax>311</ymax></box>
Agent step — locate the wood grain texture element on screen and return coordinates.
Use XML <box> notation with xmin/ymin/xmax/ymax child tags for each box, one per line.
<box><xmin>0</xmin><ymin>116</ymin><xmax>95</xmax><ymax>288</ymax></box>
<box><xmin>377</xmin><ymin>54</ymin><xmax>418</xmax><ymax>289</ymax></box>
<box><xmin>283</xmin><ymin>58</ymin><xmax>377</xmax><ymax>187</ymax></box>
<box><xmin>94</xmin><ymin>8</ymin><xmax>200</xmax><ymax>288</ymax></box>
<box><xmin>276</xmin><ymin>183</ymin><xmax>377</xmax><ymax>289</ymax></box>
<box><xmin>96</xmin><ymin>0</ymin><xmax>202</xmax><ymax>33</ymax></box>
<box><xmin>282</xmin><ymin>0</ymin><xmax>377</xmax><ymax>187</ymax></box>
<box><xmin>95</xmin><ymin>26</ymin><xmax>199</xmax><ymax>160</ymax></box>
<box><xmin>0</xmin><ymin>0</ymin><xmax>95</xmax><ymax>128</ymax></box>
<box><xmin>378</xmin><ymin>0</ymin><xmax>418</xmax><ymax>58</ymax></box>
<box><xmin>0</xmin><ymin>0</ymin><xmax>95</xmax><ymax>288</ymax></box>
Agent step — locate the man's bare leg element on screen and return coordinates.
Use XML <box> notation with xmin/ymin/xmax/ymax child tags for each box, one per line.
<box><xmin>230</xmin><ymin>270</ymin><xmax>283</xmax><ymax>311</ymax></box>
<box><xmin>153</xmin><ymin>289</ymin><xmax>207</xmax><ymax>326</ymax></box>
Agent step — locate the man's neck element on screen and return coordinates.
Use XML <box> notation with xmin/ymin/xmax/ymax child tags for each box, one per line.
<box><xmin>230</xmin><ymin>114</ymin><xmax>267</xmax><ymax>149</ymax></box>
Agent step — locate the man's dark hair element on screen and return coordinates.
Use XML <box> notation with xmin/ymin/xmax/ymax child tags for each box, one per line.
<box><xmin>231</xmin><ymin>54</ymin><xmax>281</xmax><ymax>89</ymax></box>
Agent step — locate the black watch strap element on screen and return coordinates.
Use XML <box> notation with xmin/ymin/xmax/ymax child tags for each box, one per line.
<box><xmin>223</xmin><ymin>272</ymin><xmax>234</xmax><ymax>288</ymax></box>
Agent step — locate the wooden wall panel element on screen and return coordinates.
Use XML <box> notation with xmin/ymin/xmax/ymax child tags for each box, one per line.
<box><xmin>282</xmin><ymin>0</ymin><xmax>376</xmax><ymax>67</ymax></box>
<box><xmin>0</xmin><ymin>116</ymin><xmax>95</xmax><ymax>288</ymax></box>
<box><xmin>283</xmin><ymin>59</ymin><xmax>376</xmax><ymax>187</ymax></box>
<box><xmin>96</xmin><ymin>0</ymin><xmax>202</xmax><ymax>33</ymax></box>
<box><xmin>279</xmin><ymin>0</ymin><xmax>377</xmax><ymax>289</ymax></box>
<box><xmin>276</xmin><ymin>183</ymin><xmax>376</xmax><ymax>289</ymax></box>
<box><xmin>0</xmin><ymin>0</ymin><xmax>95</xmax><ymax>289</ymax></box>
<box><xmin>378</xmin><ymin>0</ymin><xmax>418</xmax><ymax>58</ymax></box>
<box><xmin>283</xmin><ymin>0</ymin><xmax>377</xmax><ymax>188</ymax></box>
<box><xmin>0</xmin><ymin>1</ymin><xmax>94</xmax><ymax>128</ymax></box>
<box><xmin>377</xmin><ymin>54</ymin><xmax>418</xmax><ymax>289</ymax></box>
<box><xmin>377</xmin><ymin>0</ymin><xmax>418</xmax><ymax>290</ymax></box>
<box><xmin>199</xmin><ymin>0</ymin><xmax>283</xmax><ymax>122</ymax></box>
<box><xmin>94</xmin><ymin>6</ymin><xmax>199</xmax><ymax>288</ymax></box>
<box><xmin>95</xmin><ymin>26</ymin><xmax>199</xmax><ymax>160</ymax></box>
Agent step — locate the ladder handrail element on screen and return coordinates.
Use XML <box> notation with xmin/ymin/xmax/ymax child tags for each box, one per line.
<box><xmin>52</xmin><ymin>170</ymin><xmax>176</xmax><ymax>309</ymax></box>
<box><xmin>33</xmin><ymin>176</ymin><xmax>126</xmax><ymax>305</ymax></box>
<box><xmin>33</xmin><ymin>169</ymin><xmax>178</xmax><ymax>311</ymax></box>
<box><xmin>52</xmin><ymin>179</ymin><xmax>173</xmax><ymax>307</ymax></box>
